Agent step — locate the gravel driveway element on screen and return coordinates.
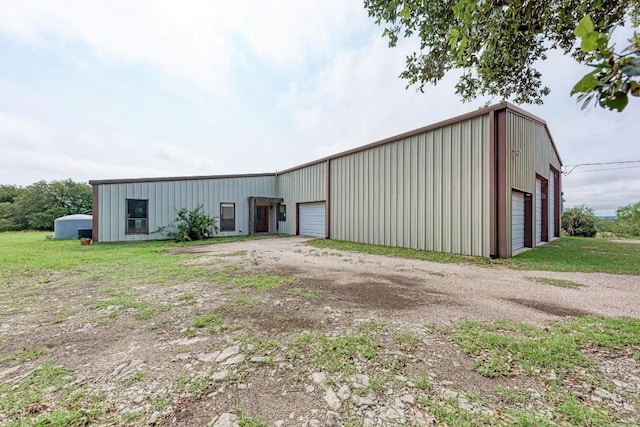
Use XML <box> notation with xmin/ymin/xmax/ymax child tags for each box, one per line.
<box><xmin>179</xmin><ymin>236</ymin><xmax>640</xmax><ymax>325</ymax></box>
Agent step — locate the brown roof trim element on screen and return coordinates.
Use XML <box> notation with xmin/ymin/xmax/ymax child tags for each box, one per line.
<box><xmin>90</xmin><ymin>102</ymin><xmax>561</xmax><ymax>185</ymax></box>
<box><xmin>89</xmin><ymin>172</ymin><xmax>276</xmax><ymax>186</ymax></box>
<box><xmin>277</xmin><ymin>102</ymin><xmax>512</xmax><ymax>175</ymax></box>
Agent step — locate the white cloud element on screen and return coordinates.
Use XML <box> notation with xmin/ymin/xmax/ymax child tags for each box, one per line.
<box><xmin>0</xmin><ymin>1</ymin><xmax>366</xmax><ymax>94</ymax></box>
<box><xmin>0</xmin><ymin>111</ymin><xmax>50</xmax><ymax>149</ymax></box>
<box><xmin>0</xmin><ymin>2</ymin><xmax>637</xmax><ymax>215</ymax></box>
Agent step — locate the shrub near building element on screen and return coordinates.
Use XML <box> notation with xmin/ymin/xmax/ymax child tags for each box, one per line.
<box><xmin>562</xmin><ymin>205</ymin><xmax>597</xmax><ymax>237</ymax></box>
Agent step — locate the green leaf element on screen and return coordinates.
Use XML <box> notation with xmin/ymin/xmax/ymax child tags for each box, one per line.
<box><xmin>399</xmin><ymin>6</ymin><xmax>411</xmax><ymax>20</ymax></box>
<box><xmin>600</xmin><ymin>92</ymin><xmax>629</xmax><ymax>112</ymax></box>
<box><xmin>630</xmin><ymin>81</ymin><xmax>640</xmax><ymax>97</ymax></box>
<box><xmin>449</xmin><ymin>28</ymin><xmax>460</xmax><ymax>50</ymax></box>
<box><xmin>571</xmin><ymin>72</ymin><xmax>599</xmax><ymax>95</ymax></box>
<box><xmin>581</xmin><ymin>32</ymin><xmax>599</xmax><ymax>52</ymax></box>
<box><xmin>574</xmin><ymin>15</ymin><xmax>594</xmax><ymax>38</ymax></box>
<box><xmin>621</xmin><ymin>57</ymin><xmax>640</xmax><ymax>76</ymax></box>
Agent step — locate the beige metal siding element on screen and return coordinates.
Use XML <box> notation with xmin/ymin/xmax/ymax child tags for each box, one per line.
<box><xmin>276</xmin><ymin>162</ymin><xmax>327</xmax><ymax>235</ymax></box>
<box><xmin>505</xmin><ymin>111</ymin><xmax>562</xmax><ymax>255</ymax></box>
<box><xmin>97</xmin><ymin>176</ymin><xmax>277</xmax><ymax>242</ymax></box>
<box><xmin>330</xmin><ymin>115</ymin><xmax>491</xmax><ymax>256</ymax></box>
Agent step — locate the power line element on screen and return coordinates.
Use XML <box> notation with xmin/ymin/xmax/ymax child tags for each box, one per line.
<box><xmin>563</xmin><ymin>160</ymin><xmax>640</xmax><ymax>175</ymax></box>
<box><xmin>570</xmin><ymin>165</ymin><xmax>640</xmax><ymax>173</ymax></box>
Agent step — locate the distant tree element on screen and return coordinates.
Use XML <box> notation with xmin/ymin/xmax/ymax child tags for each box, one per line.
<box><xmin>595</xmin><ymin>216</ymin><xmax>615</xmax><ymax>238</ymax></box>
<box><xmin>614</xmin><ymin>201</ymin><xmax>640</xmax><ymax>237</ymax></box>
<box><xmin>364</xmin><ymin>0</ymin><xmax>640</xmax><ymax>110</ymax></box>
<box><xmin>0</xmin><ymin>180</ymin><xmax>92</xmax><ymax>231</ymax></box>
<box><xmin>562</xmin><ymin>205</ymin><xmax>598</xmax><ymax>237</ymax></box>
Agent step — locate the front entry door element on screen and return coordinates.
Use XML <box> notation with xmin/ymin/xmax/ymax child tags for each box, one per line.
<box><xmin>255</xmin><ymin>206</ymin><xmax>269</xmax><ymax>232</ymax></box>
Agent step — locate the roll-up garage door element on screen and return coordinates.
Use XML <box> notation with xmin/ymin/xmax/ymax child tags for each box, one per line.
<box><xmin>512</xmin><ymin>191</ymin><xmax>525</xmax><ymax>251</ymax></box>
<box><xmin>536</xmin><ymin>179</ymin><xmax>542</xmax><ymax>243</ymax></box>
<box><xmin>549</xmin><ymin>172</ymin><xmax>556</xmax><ymax>238</ymax></box>
<box><xmin>298</xmin><ymin>202</ymin><xmax>326</xmax><ymax>237</ymax></box>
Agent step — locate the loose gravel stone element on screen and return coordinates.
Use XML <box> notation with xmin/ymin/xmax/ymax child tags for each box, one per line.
<box><xmin>216</xmin><ymin>346</ymin><xmax>241</xmax><ymax>363</ymax></box>
<box><xmin>197</xmin><ymin>351</ymin><xmax>221</xmax><ymax>363</ymax></box>
<box><xmin>220</xmin><ymin>354</ymin><xmax>245</xmax><ymax>366</ymax></box>
<box><xmin>211</xmin><ymin>412</ymin><xmax>239</xmax><ymax>427</ymax></box>
<box><xmin>337</xmin><ymin>384</ymin><xmax>350</xmax><ymax>400</ymax></box>
<box><xmin>324</xmin><ymin>387</ymin><xmax>341</xmax><ymax>410</ymax></box>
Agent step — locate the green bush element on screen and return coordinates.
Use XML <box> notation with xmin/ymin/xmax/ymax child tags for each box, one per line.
<box><xmin>562</xmin><ymin>205</ymin><xmax>597</xmax><ymax>238</ymax></box>
<box><xmin>165</xmin><ymin>206</ymin><xmax>218</xmax><ymax>242</ymax></box>
<box><xmin>613</xmin><ymin>201</ymin><xmax>640</xmax><ymax>238</ymax></box>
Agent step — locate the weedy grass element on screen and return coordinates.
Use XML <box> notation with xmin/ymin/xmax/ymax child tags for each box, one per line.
<box><xmin>0</xmin><ymin>361</ymin><xmax>104</xmax><ymax>425</ymax></box>
<box><xmin>0</xmin><ymin>347</ymin><xmax>45</xmax><ymax>364</ymax></box>
<box><xmin>289</xmin><ymin>332</ymin><xmax>379</xmax><ymax>374</ymax></box>
<box><xmin>307</xmin><ymin>239</ymin><xmax>484</xmax><ymax>265</ymax></box>
<box><xmin>233</xmin><ymin>406</ymin><xmax>268</xmax><ymax>427</ymax></box>
<box><xmin>393</xmin><ymin>332</ymin><xmax>422</xmax><ymax>350</ymax></box>
<box><xmin>95</xmin><ymin>291</ymin><xmax>170</xmax><ymax>321</ymax></box>
<box><xmin>0</xmin><ymin>232</ymin><xmax>254</xmax><ymax>286</ymax></box>
<box><xmin>450</xmin><ymin>316</ymin><xmax>640</xmax><ymax>378</ymax></box>
<box><xmin>357</xmin><ymin>319</ymin><xmax>389</xmax><ymax>334</ymax></box>
<box><xmin>288</xmin><ymin>287</ymin><xmax>322</xmax><ymax>300</ymax></box>
<box><xmin>307</xmin><ymin>236</ymin><xmax>640</xmax><ymax>275</ymax></box>
<box><xmin>504</xmin><ymin>236</ymin><xmax>640</xmax><ymax>274</ymax></box>
<box><xmin>530</xmin><ymin>277</ymin><xmax>584</xmax><ymax>288</ymax></box>
<box><xmin>121</xmin><ymin>371</ymin><xmax>147</xmax><ymax>387</ymax></box>
<box><xmin>192</xmin><ymin>313</ymin><xmax>227</xmax><ymax>334</ymax></box>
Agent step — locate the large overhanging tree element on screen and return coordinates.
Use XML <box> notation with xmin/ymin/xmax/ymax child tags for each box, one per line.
<box><xmin>364</xmin><ymin>0</ymin><xmax>640</xmax><ymax>111</ymax></box>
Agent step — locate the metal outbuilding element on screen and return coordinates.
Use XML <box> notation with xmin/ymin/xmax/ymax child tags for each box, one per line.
<box><xmin>54</xmin><ymin>214</ymin><xmax>93</xmax><ymax>239</ymax></box>
<box><xmin>90</xmin><ymin>102</ymin><xmax>562</xmax><ymax>258</ymax></box>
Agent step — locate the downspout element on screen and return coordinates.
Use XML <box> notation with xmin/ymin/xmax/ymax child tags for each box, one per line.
<box><xmin>325</xmin><ymin>159</ymin><xmax>331</xmax><ymax>239</ymax></box>
<box><xmin>91</xmin><ymin>183</ymin><xmax>99</xmax><ymax>243</ymax></box>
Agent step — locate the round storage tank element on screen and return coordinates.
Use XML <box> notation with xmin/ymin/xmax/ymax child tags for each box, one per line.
<box><xmin>54</xmin><ymin>214</ymin><xmax>93</xmax><ymax>239</ymax></box>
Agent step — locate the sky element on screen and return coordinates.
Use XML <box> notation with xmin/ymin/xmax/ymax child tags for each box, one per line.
<box><xmin>0</xmin><ymin>1</ymin><xmax>638</xmax><ymax>216</ymax></box>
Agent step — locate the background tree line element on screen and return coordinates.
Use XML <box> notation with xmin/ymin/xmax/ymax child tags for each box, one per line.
<box><xmin>0</xmin><ymin>180</ymin><xmax>92</xmax><ymax>231</ymax></box>
<box><xmin>562</xmin><ymin>201</ymin><xmax>640</xmax><ymax>238</ymax></box>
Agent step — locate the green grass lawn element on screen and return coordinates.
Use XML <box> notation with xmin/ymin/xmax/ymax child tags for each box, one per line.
<box><xmin>505</xmin><ymin>236</ymin><xmax>640</xmax><ymax>275</ymax></box>
<box><xmin>308</xmin><ymin>237</ymin><xmax>640</xmax><ymax>275</ymax></box>
<box><xmin>0</xmin><ymin>232</ymin><xmax>251</xmax><ymax>286</ymax></box>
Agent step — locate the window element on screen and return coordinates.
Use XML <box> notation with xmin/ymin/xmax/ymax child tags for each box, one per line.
<box><xmin>220</xmin><ymin>203</ymin><xmax>235</xmax><ymax>231</ymax></box>
<box><xmin>278</xmin><ymin>204</ymin><xmax>286</xmax><ymax>221</ymax></box>
<box><xmin>126</xmin><ymin>199</ymin><xmax>148</xmax><ymax>234</ymax></box>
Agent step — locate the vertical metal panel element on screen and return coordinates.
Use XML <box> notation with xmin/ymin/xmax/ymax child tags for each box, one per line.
<box><xmin>549</xmin><ymin>171</ymin><xmax>556</xmax><ymax>238</ymax></box>
<box><xmin>329</xmin><ymin>115</ymin><xmax>491</xmax><ymax>256</ymax></box>
<box><xmin>97</xmin><ymin>176</ymin><xmax>277</xmax><ymax>242</ymax></box>
<box><xmin>277</xmin><ymin>162</ymin><xmax>327</xmax><ymax>235</ymax></box>
<box><xmin>512</xmin><ymin>191</ymin><xmax>526</xmax><ymax>250</ymax></box>
<box><xmin>536</xmin><ymin>179</ymin><xmax>542</xmax><ymax>242</ymax></box>
<box><xmin>298</xmin><ymin>202</ymin><xmax>326</xmax><ymax>237</ymax></box>
<box><xmin>505</xmin><ymin>111</ymin><xmax>562</xmax><ymax>255</ymax></box>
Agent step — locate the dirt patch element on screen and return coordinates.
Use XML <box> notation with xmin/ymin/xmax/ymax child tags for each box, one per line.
<box><xmin>2</xmin><ymin>236</ymin><xmax>639</xmax><ymax>426</ymax></box>
<box><xmin>506</xmin><ymin>298</ymin><xmax>593</xmax><ymax>317</ymax></box>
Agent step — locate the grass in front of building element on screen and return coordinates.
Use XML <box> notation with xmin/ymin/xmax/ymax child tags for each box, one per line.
<box><xmin>506</xmin><ymin>236</ymin><xmax>640</xmax><ymax>275</ymax></box>
<box><xmin>307</xmin><ymin>236</ymin><xmax>640</xmax><ymax>275</ymax></box>
<box><xmin>0</xmin><ymin>232</ymin><xmax>252</xmax><ymax>286</ymax></box>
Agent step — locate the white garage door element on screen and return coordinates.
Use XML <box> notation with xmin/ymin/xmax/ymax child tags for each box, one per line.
<box><xmin>536</xmin><ymin>178</ymin><xmax>542</xmax><ymax>243</ymax></box>
<box><xmin>549</xmin><ymin>171</ymin><xmax>556</xmax><ymax>238</ymax></box>
<box><xmin>299</xmin><ymin>202</ymin><xmax>326</xmax><ymax>237</ymax></box>
<box><xmin>512</xmin><ymin>191</ymin><xmax>525</xmax><ymax>251</ymax></box>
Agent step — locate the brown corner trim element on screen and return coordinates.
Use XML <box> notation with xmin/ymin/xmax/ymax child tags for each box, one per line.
<box><xmin>489</xmin><ymin>110</ymin><xmax>496</xmax><ymax>257</ymax></box>
<box><xmin>524</xmin><ymin>193</ymin><xmax>533</xmax><ymax>248</ymax></box>
<box><xmin>536</xmin><ymin>174</ymin><xmax>549</xmax><ymax>242</ymax></box>
<box><xmin>496</xmin><ymin>108</ymin><xmax>508</xmax><ymax>258</ymax></box>
<box><xmin>325</xmin><ymin>159</ymin><xmax>331</xmax><ymax>239</ymax></box>
<box><xmin>91</xmin><ymin>185</ymin><xmax>99</xmax><ymax>243</ymax></box>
